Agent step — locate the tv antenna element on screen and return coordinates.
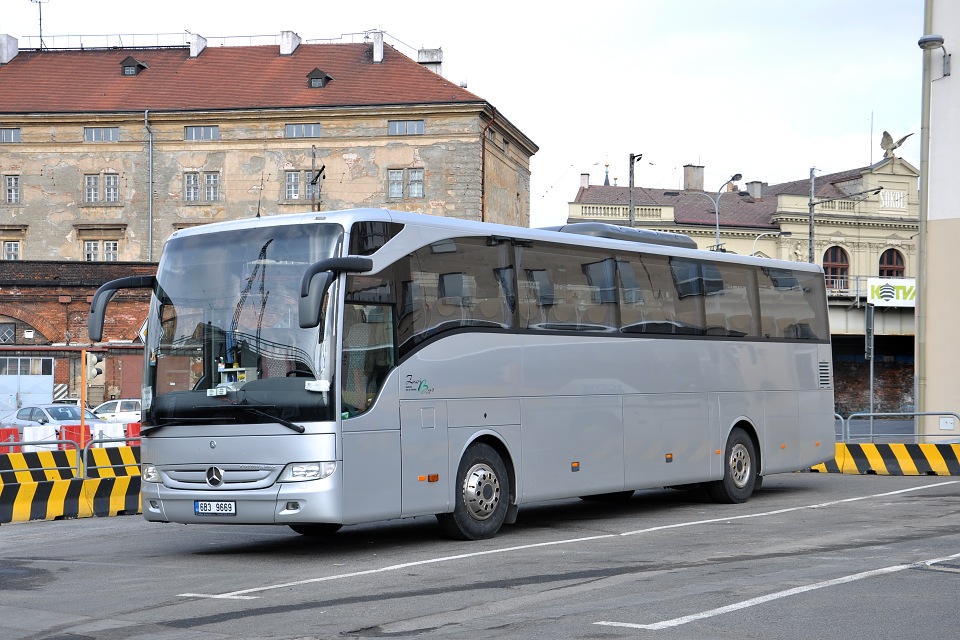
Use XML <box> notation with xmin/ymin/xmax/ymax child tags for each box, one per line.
<box><xmin>30</xmin><ymin>0</ymin><xmax>49</xmax><ymax>50</ymax></box>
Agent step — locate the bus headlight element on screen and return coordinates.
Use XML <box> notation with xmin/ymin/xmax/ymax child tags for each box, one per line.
<box><xmin>142</xmin><ymin>464</ymin><xmax>161</xmax><ymax>482</ymax></box>
<box><xmin>278</xmin><ymin>461</ymin><xmax>336</xmax><ymax>482</ymax></box>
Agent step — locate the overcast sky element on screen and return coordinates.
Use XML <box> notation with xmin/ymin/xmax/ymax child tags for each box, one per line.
<box><xmin>0</xmin><ymin>0</ymin><xmax>924</xmax><ymax>227</ymax></box>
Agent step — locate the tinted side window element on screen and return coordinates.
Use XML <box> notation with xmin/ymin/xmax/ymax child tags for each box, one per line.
<box><xmin>396</xmin><ymin>236</ymin><xmax>514</xmax><ymax>355</ymax></box>
<box><xmin>517</xmin><ymin>242</ymin><xmax>616</xmax><ymax>331</ymax></box>
<box><xmin>757</xmin><ymin>267</ymin><xmax>828</xmax><ymax>340</ymax></box>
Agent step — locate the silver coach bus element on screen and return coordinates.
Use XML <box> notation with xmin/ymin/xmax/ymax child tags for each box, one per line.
<box><xmin>89</xmin><ymin>209</ymin><xmax>835</xmax><ymax>540</ymax></box>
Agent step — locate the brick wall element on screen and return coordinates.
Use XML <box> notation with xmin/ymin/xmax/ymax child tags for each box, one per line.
<box><xmin>0</xmin><ymin>261</ymin><xmax>155</xmax><ymax>402</ymax></box>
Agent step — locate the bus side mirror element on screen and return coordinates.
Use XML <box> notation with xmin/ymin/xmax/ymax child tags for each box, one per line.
<box><xmin>298</xmin><ymin>256</ymin><xmax>373</xmax><ymax>329</ymax></box>
<box><xmin>299</xmin><ymin>271</ymin><xmax>334</xmax><ymax>328</ymax></box>
<box><xmin>89</xmin><ymin>275</ymin><xmax>156</xmax><ymax>342</ymax></box>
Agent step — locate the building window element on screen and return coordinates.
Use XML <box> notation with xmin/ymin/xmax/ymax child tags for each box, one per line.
<box><xmin>185</xmin><ymin>126</ymin><xmax>220</xmax><ymax>141</ymax></box>
<box><xmin>3</xmin><ymin>241</ymin><xmax>20</xmax><ymax>260</ymax></box>
<box><xmin>0</xmin><ymin>128</ymin><xmax>20</xmax><ymax>143</ymax></box>
<box><xmin>283</xmin><ymin>170</ymin><xmax>320</xmax><ymax>201</ymax></box>
<box><xmin>184</xmin><ymin>172</ymin><xmax>221</xmax><ymax>202</ymax></box>
<box><xmin>205</xmin><ymin>173</ymin><xmax>220</xmax><ymax>201</ymax></box>
<box><xmin>285</xmin><ymin>171</ymin><xmax>301</xmax><ymax>200</ymax></box>
<box><xmin>0</xmin><ymin>323</ymin><xmax>14</xmax><ymax>343</ymax></box>
<box><xmin>823</xmin><ymin>246</ymin><xmax>849</xmax><ymax>290</ymax></box>
<box><xmin>84</xmin><ymin>240</ymin><xmax>100</xmax><ymax>261</ymax></box>
<box><xmin>82</xmin><ymin>173</ymin><xmax>120</xmax><ymax>204</ymax></box>
<box><xmin>4</xmin><ymin>175</ymin><xmax>20</xmax><ymax>204</ymax></box>
<box><xmin>104</xmin><ymin>174</ymin><xmax>119</xmax><ymax>202</ymax></box>
<box><xmin>879</xmin><ymin>248</ymin><xmax>905</xmax><ymax>277</ymax></box>
<box><xmin>409</xmin><ymin>169</ymin><xmax>424</xmax><ymax>198</ymax></box>
<box><xmin>83</xmin><ymin>239</ymin><xmax>120</xmax><ymax>262</ymax></box>
<box><xmin>285</xmin><ymin>123</ymin><xmax>321</xmax><ymax>138</ymax></box>
<box><xmin>85</xmin><ymin>175</ymin><xmax>99</xmax><ymax>202</ymax></box>
<box><xmin>84</xmin><ymin>127</ymin><xmax>120</xmax><ymax>142</ymax></box>
<box><xmin>388</xmin><ymin>169</ymin><xmax>404</xmax><ymax>198</ymax></box>
<box><xmin>388</xmin><ymin>168</ymin><xmax>424</xmax><ymax>199</ymax></box>
<box><xmin>388</xmin><ymin>120</ymin><xmax>424</xmax><ymax>136</ymax></box>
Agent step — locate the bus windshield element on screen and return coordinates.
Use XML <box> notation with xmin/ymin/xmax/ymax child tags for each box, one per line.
<box><xmin>144</xmin><ymin>223</ymin><xmax>344</xmax><ymax>427</ymax></box>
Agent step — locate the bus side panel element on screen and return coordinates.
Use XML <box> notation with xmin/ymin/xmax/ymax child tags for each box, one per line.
<box><xmin>520</xmin><ymin>396</ymin><xmax>624</xmax><ymax>501</ymax></box>
<box><xmin>759</xmin><ymin>391</ymin><xmax>801</xmax><ymax>474</ymax></box>
<box><xmin>624</xmin><ymin>393</ymin><xmax>711</xmax><ymax>488</ymax></box>
<box><xmin>399</xmin><ymin>400</ymin><xmax>450</xmax><ymax>517</ymax></box>
<box><xmin>796</xmin><ymin>389</ymin><xmax>836</xmax><ymax>467</ymax></box>
<box><xmin>341</xmin><ymin>430</ymin><xmax>401</xmax><ymax>524</ymax></box>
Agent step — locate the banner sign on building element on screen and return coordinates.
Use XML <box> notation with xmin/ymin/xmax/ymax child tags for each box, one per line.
<box><xmin>867</xmin><ymin>277</ymin><xmax>916</xmax><ymax>307</ymax></box>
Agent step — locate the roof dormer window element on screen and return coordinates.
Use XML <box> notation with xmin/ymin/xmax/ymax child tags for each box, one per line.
<box><xmin>307</xmin><ymin>68</ymin><xmax>333</xmax><ymax>89</ymax></box>
<box><xmin>120</xmin><ymin>56</ymin><xmax>147</xmax><ymax>76</ymax></box>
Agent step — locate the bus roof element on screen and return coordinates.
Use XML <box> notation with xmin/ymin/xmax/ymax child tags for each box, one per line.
<box><xmin>166</xmin><ymin>208</ymin><xmax>823</xmax><ymax>275</ymax></box>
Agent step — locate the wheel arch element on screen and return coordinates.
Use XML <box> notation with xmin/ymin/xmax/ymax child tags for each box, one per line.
<box><xmin>461</xmin><ymin>430</ymin><xmax>517</xmax><ymax>506</ymax></box>
<box><xmin>728</xmin><ymin>418</ymin><xmax>762</xmax><ymax>476</ymax></box>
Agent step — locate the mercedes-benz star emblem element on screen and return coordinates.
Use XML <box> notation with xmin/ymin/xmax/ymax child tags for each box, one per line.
<box><xmin>206</xmin><ymin>466</ymin><xmax>224</xmax><ymax>487</ymax></box>
<box><xmin>209</xmin><ymin>440</ymin><xmax>217</xmax><ymax>449</ymax></box>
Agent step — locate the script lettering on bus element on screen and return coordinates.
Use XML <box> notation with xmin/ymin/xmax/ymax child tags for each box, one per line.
<box><xmin>405</xmin><ymin>375</ymin><xmax>435</xmax><ymax>395</ymax></box>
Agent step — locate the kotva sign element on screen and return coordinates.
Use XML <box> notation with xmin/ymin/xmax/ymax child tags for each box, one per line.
<box><xmin>867</xmin><ymin>277</ymin><xmax>916</xmax><ymax>307</ymax></box>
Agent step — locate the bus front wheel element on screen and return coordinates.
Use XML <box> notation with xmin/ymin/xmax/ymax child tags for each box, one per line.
<box><xmin>438</xmin><ymin>443</ymin><xmax>510</xmax><ymax>540</ymax></box>
<box><xmin>706</xmin><ymin>427</ymin><xmax>757</xmax><ymax>504</ymax></box>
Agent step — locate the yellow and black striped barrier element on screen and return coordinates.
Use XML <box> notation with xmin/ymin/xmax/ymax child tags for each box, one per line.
<box><xmin>812</xmin><ymin>442</ymin><xmax>960</xmax><ymax>476</ymax></box>
<box><xmin>0</xmin><ymin>446</ymin><xmax>141</xmax><ymax>524</ymax></box>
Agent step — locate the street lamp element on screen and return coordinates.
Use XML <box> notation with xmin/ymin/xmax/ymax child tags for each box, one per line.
<box><xmin>919</xmin><ymin>34</ymin><xmax>951</xmax><ymax>77</ymax></box>
<box><xmin>712</xmin><ymin>173</ymin><xmax>741</xmax><ymax>250</ymax></box>
<box><xmin>751</xmin><ymin>231</ymin><xmax>791</xmax><ymax>257</ymax></box>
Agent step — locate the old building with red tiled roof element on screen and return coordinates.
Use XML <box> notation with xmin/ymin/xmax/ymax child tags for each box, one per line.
<box><xmin>0</xmin><ymin>30</ymin><xmax>538</xmax><ymax>263</ymax></box>
<box><xmin>0</xmin><ymin>30</ymin><xmax>536</xmax><ymax>404</ymax></box>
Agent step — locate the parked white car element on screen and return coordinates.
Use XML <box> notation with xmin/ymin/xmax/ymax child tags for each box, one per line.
<box><xmin>92</xmin><ymin>399</ymin><xmax>141</xmax><ymax>423</ymax></box>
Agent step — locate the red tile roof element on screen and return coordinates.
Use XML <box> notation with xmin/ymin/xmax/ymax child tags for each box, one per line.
<box><xmin>0</xmin><ymin>42</ymin><xmax>484</xmax><ymax>113</ymax></box>
<box><xmin>572</xmin><ymin>162</ymin><xmax>885</xmax><ymax>230</ymax></box>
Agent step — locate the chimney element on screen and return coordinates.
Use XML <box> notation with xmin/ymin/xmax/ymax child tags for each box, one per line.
<box><xmin>746</xmin><ymin>181</ymin><xmax>765</xmax><ymax>199</ymax></box>
<box><xmin>190</xmin><ymin>33</ymin><xmax>207</xmax><ymax>58</ymax></box>
<box><xmin>280</xmin><ymin>31</ymin><xmax>301</xmax><ymax>56</ymax></box>
<box><xmin>581</xmin><ymin>173</ymin><xmax>590</xmax><ymax>189</ymax></box>
<box><xmin>417</xmin><ymin>48</ymin><xmax>443</xmax><ymax>75</ymax></box>
<box><xmin>0</xmin><ymin>35</ymin><xmax>18</xmax><ymax>65</ymax></box>
<box><xmin>372</xmin><ymin>31</ymin><xmax>384</xmax><ymax>63</ymax></box>
<box><xmin>683</xmin><ymin>164</ymin><xmax>704</xmax><ymax>191</ymax></box>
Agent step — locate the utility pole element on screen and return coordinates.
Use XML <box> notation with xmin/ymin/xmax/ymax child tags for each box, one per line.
<box><xmin>628</xmin><ymin>153</ymin><xmax>641</xmax><ymax>227</ymax></box>
<box><xmin>808</xmin><ymin>168</ymin><xmax>816</xmax><ymax>263</ymax></box>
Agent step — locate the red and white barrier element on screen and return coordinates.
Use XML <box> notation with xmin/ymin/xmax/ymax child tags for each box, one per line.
<box><xmin>0</xmin><ymin>427</ymin><xmax>18</xmax><ymax>453</ymax></box>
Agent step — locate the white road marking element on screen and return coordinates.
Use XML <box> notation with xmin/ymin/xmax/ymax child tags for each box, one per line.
<box><xmin>595</xmin><ymin>551</ymin><xmax>960</xmax><ymax>630</ymax></box>
<box><xmin>178</xmin><ymin>479</ymin><xmax>959</xmax><ymax>600</ymax></box>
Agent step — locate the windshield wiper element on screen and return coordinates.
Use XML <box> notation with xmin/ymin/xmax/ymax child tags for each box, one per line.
<box><xmin>141</xmin><ymin>406</ymin><xmax>305</xmax><ymax>435</ymax></box>
<box><xmin>233</xmin><ymin>404</ymin><xmax>306</xmax><ymax>434</ymax></box>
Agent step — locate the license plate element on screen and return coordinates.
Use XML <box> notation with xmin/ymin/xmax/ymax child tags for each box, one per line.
<box><xmin>195</xmin><ymin>500</ymin><xmax>236</xmax><ymax>516</ymax></box>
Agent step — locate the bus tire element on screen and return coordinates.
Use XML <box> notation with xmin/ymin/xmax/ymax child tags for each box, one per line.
<box><xmin>706</xmin><ymin>427</ymin><xmax>756</xmax><ymax>504</ymax></box>
<box><xmin>437</xmin><ymin>443</ymin><xmax>509</xmax><ymax>541</ymax></box>
<box><xmin>289</xmin><ymin>523</ymin><xmax>342</xmax><ymax>536</ymax></box>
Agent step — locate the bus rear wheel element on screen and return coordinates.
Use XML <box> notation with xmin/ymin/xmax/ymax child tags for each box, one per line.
<box><xmin>438</xmin><ymin>443</ymin><xmax>510</xmax><ymax>541</ymax></box>
<box><xmin>289</xmin><ymin>523</ymin><xmax>342</xmax><ymax>536</ymax></box>
<box><xmin>706</xmin><ymin>427</ymin><xmax>757</xmax><ymax>504</ymax></box>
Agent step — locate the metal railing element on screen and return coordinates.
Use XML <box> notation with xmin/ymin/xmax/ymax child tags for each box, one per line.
<box><xmin>838</xmin><ymin>411</ymin><xmax>960</xmax><ymax>444</ymax></box>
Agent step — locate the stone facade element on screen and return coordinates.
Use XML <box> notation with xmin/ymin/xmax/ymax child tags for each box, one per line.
<box><xmin>0</xmin><ymin>261</ymin><xmax>155</xmax><ymax>403</ymax></box>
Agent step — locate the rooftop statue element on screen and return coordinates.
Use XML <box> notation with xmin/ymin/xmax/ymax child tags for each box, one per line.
<box><xmin>881</xmin><ymin>131</ymin><xmax>913</xmax><ymax>158</ymax></box>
